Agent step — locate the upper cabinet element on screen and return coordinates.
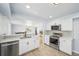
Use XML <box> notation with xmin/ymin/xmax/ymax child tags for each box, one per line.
<box><xmin>61</xmin><ymin>19</ymin><xmax>72</xmax><ymax>31</ymax></box>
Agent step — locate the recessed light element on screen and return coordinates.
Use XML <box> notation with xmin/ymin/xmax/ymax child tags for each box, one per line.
<box><xmin>26</xmin><ymin>5</ymin><xmax>31</xmax><ymax>8</ymax></box>
<box><xmin>49</xmin><ymin>3</ymin><xmax>60</xmax><ymax>6</ymax></box>
<box><xmin>26</xmin><ymin>20</ymin><xmax>32</xmax><ymax>26</ymax></box>
<box><xmin>49</xmin><ymin>16</ymin><xmax>52</xmax><ymax>18</ymax></box>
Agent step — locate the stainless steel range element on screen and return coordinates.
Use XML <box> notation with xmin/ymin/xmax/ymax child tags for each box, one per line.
<box><xmin>49</xmin><ymin>32</ymin><xmax>62</xmax><ymax>50</ymax></box>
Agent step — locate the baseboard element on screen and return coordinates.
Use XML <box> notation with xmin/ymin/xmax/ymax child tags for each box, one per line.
<box><xmin>73</xmin><ymin>50</ymin><xmax>79</xmax><ymax>54</ymax></box>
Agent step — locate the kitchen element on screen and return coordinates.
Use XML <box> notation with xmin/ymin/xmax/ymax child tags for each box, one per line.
<box><xmin>0</xmin><ymin>3</ymin><xmax>79</xmax><ymax>56</ymax></box>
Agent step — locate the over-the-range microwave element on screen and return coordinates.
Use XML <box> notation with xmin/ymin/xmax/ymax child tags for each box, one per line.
<box><xmin>51</xmin><ymin>25</ymin><xmax>61</xmax><ymax>31</ymax></box>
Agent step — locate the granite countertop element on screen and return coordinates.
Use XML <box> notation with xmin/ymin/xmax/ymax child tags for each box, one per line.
<box><xmin>0</xmin><ymin>34</ymin><xmax>21</xmax><ymax>43</ymax></box>
<box><xmin>0</xmin><ymin>37</ymin><xmax>20</xmax><ymax>43</ymax></box>
<box><xmin>0</xmin><ymin>34</ymin><xmax>37</xmax><ymax>43</ymax></box>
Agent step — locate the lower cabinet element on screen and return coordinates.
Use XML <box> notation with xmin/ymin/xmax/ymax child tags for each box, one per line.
<box><xmin>28</xmin><ymin>40</ymin><xmax>35</xmax><ymax>51</ymax></box>
<box><xmin>44</xmin><ymin>35</ymin><xmax>50</xmax><ymax>45</ymax></box>
<box><xmin>59</xmin><ymin>37</ymin><xmax>72</xmax><ymax>55</ymax></box>
<box><xmin>19</xmin><ymin>39</ymin><xmax>28</xmax><ymax>55</ymax></box>
<box><xmin>19</xmin><ymin>37</ymin><xmax>39</xmax><ymax>55</ymax></box>
<box><xmin>34</xmin><ymin>39</ymin><xmax>39</xmax><ymax>48</ymax></box>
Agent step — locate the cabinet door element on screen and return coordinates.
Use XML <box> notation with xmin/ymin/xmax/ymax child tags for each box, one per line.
<box><xmin>34</xmin><ymin>39</ymin><xmax>39</xmax><ymax>48</ymax></box>
<box><xmin>65</xmin><ymin>39</ymin><xmax>72</xmax><ymax>55</ymax></box>
<box><xmin>28</xmin><ymin>37</ymin><xmax>39</xmax><ymax>51</ymax></box>
<box><xmin>59</xmin><ymin>37</ymin><xmax>72</xmax><ymax>55</ymax></box>
<box><xmin>44</xmin><ymin>35</ymin><xmax>50</xmax><ymax>45</ymax></box>
<box><xmin>19</xmin><ymin>40</ymin><xmax>28</xmax><ymax>55</ymax></box>
<box><xmin>61</xmin><ymin>19</ymin><xmax>72</xmax><ymax>31</ymax></box>
<box><xmin>28</xmin><ymin>39</ymin><xmax>34</xmax><ymax>51</ymax></box>
<box><xmin>59</xmin><ymin>38</ymin><xmax>66</xmax><ymax>52</ymax></box>
<box><xmin>19</xmin><ymin>40</ymin><xmax>25</xmax><ymax>55</ymax></box>
<box><xmin>26</xmin><ymin>38</ymin><xmax>38</xmax><ymax>52</ymax></box>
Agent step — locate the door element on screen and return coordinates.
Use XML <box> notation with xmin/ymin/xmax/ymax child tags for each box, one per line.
<box><xmin>73</xmin><ymin>18</ymin><xmax>79</xmax><ymax>53</ymax></box>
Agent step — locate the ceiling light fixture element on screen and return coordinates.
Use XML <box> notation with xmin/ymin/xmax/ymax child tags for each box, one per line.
<box><xmin>49</xmin><ymin>16</ymin><xmax>52</xmax><ymax>18</ymax></box>
<box><xmin>53</xmin><ymin>3</ymin><xmax>59</xmax><ymax>5</ymax></box>
<box><xmin>26</xmin><ymin>5</ymin><xmax>31</xmax><ymax>8</ymax></box>
<box><xmin>26</xmin><ymin>20</ymin><xmax>32</xmax><ymax>26</ymax></box>
<box><xmin>49</xmin><ymin>3</ymin><xmax>60</xmax><ymax>6</ymax></box>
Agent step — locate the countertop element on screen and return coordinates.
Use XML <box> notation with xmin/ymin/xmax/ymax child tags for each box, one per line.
<box><xmin>0</xmin><ymin>38</ymin><xmax>20</xmax><ymax>43</ymax></box>
<box><xmin>0</xmin><ymin>34</ymin><xmax>21</xmax><ymax>43</ymax></box>
<box><xmin>0</xmin><ymin>34</ymin><xmax>37</xmax><ymax>43</ymax></box>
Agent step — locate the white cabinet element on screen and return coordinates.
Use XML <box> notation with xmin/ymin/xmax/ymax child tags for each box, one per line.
<box><xmin>59</xmin><ymin>37</ymin><xmax>72</xmax><ymax>55</ymax></box>
<box><xmin>19</xmin><ymin>39</ymin><xmax>29</xmax><ymax>55</ymax></box>
<box><xmin>19</xmin><ymin>37</ymin><xmax>39</xmax><ymax>55</ymax></box>
<box><xmin>61</xmin><ymin>19</ymin><xmax>72</xmax><ymax>31</ymax></box>
<box><xmin>19</xmin><ymin>39</ymin><xmax>33</xmax><ymax>55</ymax></box>
<box><xmin>34</xmin><ymin>38</ymin><xmax>39</xmax><ymax>48</ymax></box>
<box><xmin>44</xmin><ymin>35</ymin><xmax>50</xmax><ymax>45</ymax></box>
<box><xmin>59</xmin><ymin>38</ymin><xmax>67</xmax><ymax>53</ymax></box>
<box><xmin>28</xmin><ymin>39</ymin><xmax>35</xmax><ymax>51</ymax></box>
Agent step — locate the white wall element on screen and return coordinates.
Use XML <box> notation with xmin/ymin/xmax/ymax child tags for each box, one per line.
<box><xmin>11</xmin><ymin>14</ymin><xmax>46</xmax><ymax>34</ymax></box>
<box><xmin>0</xmin><ymin>14</ymin><xmax>11</xmax><ymax>35</ymax></box>
<box><xmin>11</xmin><ymin>24</ymin><xmax>26</xmax><ymax>34</ymax></box>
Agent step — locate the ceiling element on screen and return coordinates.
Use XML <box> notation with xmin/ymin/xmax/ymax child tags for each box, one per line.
<box><xmin>1</xmin><ymin>3</ymin><xmax>79</xmax><ymax>22</ymax></box>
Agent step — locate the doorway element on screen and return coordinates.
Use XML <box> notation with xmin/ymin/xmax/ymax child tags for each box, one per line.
<box><xmin>73</xmin><ymin>17</ymin><xmax>79</xmax><ymax>55</ymax></box>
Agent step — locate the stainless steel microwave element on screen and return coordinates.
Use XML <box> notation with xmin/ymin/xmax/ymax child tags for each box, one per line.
<box><xmin>51</xmin><ymin>25</ymin><xmax>61</xmax><ymax>31</ymax></box>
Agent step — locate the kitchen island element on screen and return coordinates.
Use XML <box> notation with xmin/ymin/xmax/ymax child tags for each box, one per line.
<box><xmin>19</xmin><ymin>35</ymin><xmax>39</xmax><ymax>55</ymax></box>
<box><xmin>0</xmin><ymin>34</ymin><xmax>39</xmax><ymax>56</ymax></box>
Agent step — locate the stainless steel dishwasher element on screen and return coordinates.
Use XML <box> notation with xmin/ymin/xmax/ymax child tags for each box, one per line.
<box><xmin>0</xmin><ymin>40</ymin><xmax>19</xmax><ymax>56</ymax></box>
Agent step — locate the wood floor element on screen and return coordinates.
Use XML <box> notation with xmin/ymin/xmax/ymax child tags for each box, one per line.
<box><xmin>24</xmin><ymin>44</ymin><xmax>68</xmax><ymax>56</ymax></box>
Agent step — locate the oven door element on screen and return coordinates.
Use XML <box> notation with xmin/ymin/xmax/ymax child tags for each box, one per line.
<box><xmin>50</xmin><ymin>38</ymin><xmax>58</xmax><ymax>45</ymax></box>
<box><xmin>49</xmin><ymin>37</ymin><xmax>59</xmax><ymax>50</ymax></box>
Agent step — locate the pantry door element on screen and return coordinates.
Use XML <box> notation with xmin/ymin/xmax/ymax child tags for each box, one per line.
<box><xmin>73</xmin><ymin>17</ymin><xmax>79</xmax><ymax>53</ymax></box>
